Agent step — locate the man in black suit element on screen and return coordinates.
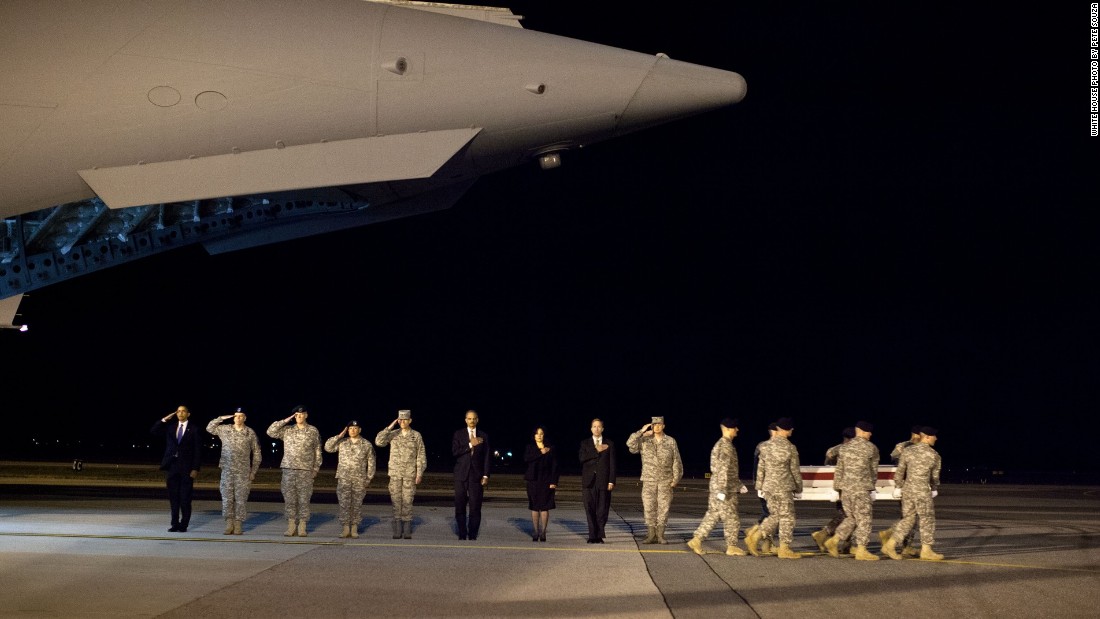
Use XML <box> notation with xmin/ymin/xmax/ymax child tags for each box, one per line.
<box><xmin>151</xmin><ymin>405</ymin><xmax>203</xmax><ymax>532</ymax></box>
<box><xmin>452</xmin><ymin>409</ymin><xmax>491</xmax><ymax>540</ymax></box>
<box><xmin>579</xmin><ymin>418</ymin><xmax>616</xmax><ymax>543</ymax></box>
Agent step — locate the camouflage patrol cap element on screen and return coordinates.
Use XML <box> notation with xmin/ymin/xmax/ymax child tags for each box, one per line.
<box><xmin>651</xmin><ymin>416</ymin><xmax>665</xmax><ymax>425</ymax></box>
<box><xmin>398</xmin><ymin>410</ymin><xmax>412</xmax><ymax>420</ymax></box>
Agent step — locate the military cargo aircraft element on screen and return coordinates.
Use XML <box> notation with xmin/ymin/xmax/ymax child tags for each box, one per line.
<box><xmin>0</xmin><ymin>0</ymin><xmax>746</xmax><ymax>328</ymax></box>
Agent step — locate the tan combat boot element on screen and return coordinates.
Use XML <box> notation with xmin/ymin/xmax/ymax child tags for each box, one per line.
<box><xmin>854</xmin><ymin>545</ymin><xmax>880</xmax><ymax>561</ymax></box>
<box><xmin>726</xmin><ymin>544</ymin><xmax>746</xmax><ymax>556</ymax></box>
<box><xmin>920</xmin><ymin>545</ymin><xmax>944</xmax><ymax>561</ymax></box>
<box><xmin>340</xmin><ymin>524</ymin><xmax>350</xmax><ymax>538</ymax></box>
<box><xmin>232</xmin><ymin>520</ymin><xmax>242</xmax><ymax>535</ymax></box>
<box><xmin>903</xmin><ymin>544</ymin><xmax>920</xmax><ymax>557</ymax></box>
<box><xmin>777</xmin><ymin>543</ymin><xmax>802</xmax><ymax>559</ymax></box>
<box><xmin>687</xmin><ymin>536</ymin><xmax>705</xmax><ymax>555</ymax></box>
<box><xmin>882</xmin><ymin>536</ymin><xmax>903</xmax><ymax>560</ymax></box>
<box><xmin>811</xmin><ymin>528</ymin><xmax>829</xmax><ymax>552</ymax></box>
<box><xmin>655</xmin><ymin>525</ymin><xmax>667</xmax><ymax>545</ymax></box>
<box><xmin>877</xmin><ymin>527</ymin><xmax>893</xmax><ymax>547</ymax></box>
<box><xmin>284</xmin><ymin>520</ymin><xmax>297</xmax><ymax>537</ymax></box>
<box><xmin>643</xmin><ymin>526</ymin><xmax>657</xmax><ymax>544</ymax></box>
<box><xmin>350</xmin><ymin>526</ymin><xmax>359</xmax><ymax>539</ymax></box>
<box><xmin>824</xmin><ymin>535</ymin><xmax>841</xmax><ymax>558</ymax></box>
<box><xmin>224</xmin><ymin>520</ymin><xmax>234</xmax><ymax>535</ymax></box>
<box><xmin>744</xmin><ymin>526</ymin><xmax>762</xmax><ymax>556</ymax></box>
<box><xmin>297</xmin><ymin>519</ymin><xmax>307</xmax><ymax>537</ymax></box>
<box><xmin>760</xmin><ymin>536</ymin><xmax>775</xmax><ymax>555</ymax></box>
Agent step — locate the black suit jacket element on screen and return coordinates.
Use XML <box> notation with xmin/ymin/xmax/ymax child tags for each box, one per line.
<box><xmin>579</xmin><ymin>438</ymin><xmax>616</xmax><ymax>488</ymax></box>
<box><xmin>151</xmin><ymin>419</ymin><xmax>202</xmax><ymax>474</ymax></box>
<box><xmin>452</xmin><ymin>428</ymin><xmax>491</xmax><ymax>480</ymax></box>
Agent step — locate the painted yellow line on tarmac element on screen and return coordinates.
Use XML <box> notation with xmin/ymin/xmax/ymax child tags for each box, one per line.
<box><xmin>0</xmin><ymin>531</ymin><xmax>679</xmax><ymax>552</ymax></box>
<box><xmin>5</xmin><ymin>532</ymin><xmax>1096</xmax><ymax>572</ymax></box>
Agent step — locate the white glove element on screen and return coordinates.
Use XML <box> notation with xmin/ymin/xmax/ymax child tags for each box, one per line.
<box><xmin>739</xmin><ymin>485</ymin><xmax>748</xmax><ymax>494</ymax></box>
<box><xmin>869</xmin><ymin>490</ymin><xmax>876</xmax><ymax>501</ymax></box>
<box><xmin>793</xmin><ymin>492</ymin><xmax>802</xmax><ymax>500</ymax></box>
<box><xmin>716</xmin><ymin>492</ymin><xmax>726</xmax><ymax>501</ymax></box>
<box><xmin>931</xmin><ymin>490</ymin><xmax>938</xmax><ymax>498</ymax></box>
<box><xmin>828</xmin><ymin>490</ymin><xmax>840</xmax><ymax>502</ymax></box>
<box><xmin>757</xmin><ymin>489</ymin><xmax>764</xmax><ymax>498</ymax></box>
<box><xmin>891</xmin><ymin>487</ymin><xmax>902</xmax><ymax>499</ymax></box>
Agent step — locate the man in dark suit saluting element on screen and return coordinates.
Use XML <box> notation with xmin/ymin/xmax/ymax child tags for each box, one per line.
<box><xmin>151</xmin><ymin>405</ymin><xmax>202</xmax><ymax>532</ymax></box>
<box><xmin>452</xmin><ymin>409</ymin><xmax>491</xmax><ymax>540</ymax></box>
<box><xmin>579</xmin><ymin>418</ymin><xmax>616</xmax><ymax>543</ymax></box>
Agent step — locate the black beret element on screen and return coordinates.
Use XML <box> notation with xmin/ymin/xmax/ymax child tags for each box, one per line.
<box><xmin>856</xmin><ymin>420</ymin><xmax>874</xmax><ymax>433</ymax></box>
<box><xmin>721</xmin><ymin>417</ymin><xmax>739</xmax><ymax>429</ymax></box>
<box><xmin>775</xmin><ymin>417</ymin><xmax>794</xmax><ymax>431</ymax></box>
<box><xmin>291</xmin><ymin>405</ymin><xmax>308</xmax><ymax>414</ymax></box>
<box><xmin>842</xmin><ymin>427</ymin><xmax>856</xmax><ymax>439</ymax></box>
<box><xmin>921</xmin><ymin>426</ymin><xmax>938</xmax><ymax>436</ymax></box>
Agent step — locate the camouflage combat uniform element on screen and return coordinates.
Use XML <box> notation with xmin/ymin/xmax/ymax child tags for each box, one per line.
<box><xmin>324</xmin><ymin>435</ymin><xmax>377</xmax><ymax>527</ymax></box>
<box><xmin>821</xmin><ymin>441</ymin><xmax>847</xmax><ymax>537</ymax></box>
<box><xmin>206</xmin><ymin>419</ymin><xmax>262</xmax><ymax>522</ymax></box>
<box><xmin>890</xmin><ymin>439</ymin><xmax>919</xmax><ymax>546</ymax></box>
<box><xmin>832</xmin><ymin>436</ymin><xmax>880</xmax><ymax>546</ymax></box>
<box><xmin>267</xmin><ymin>420</ymin><xmax>321</xmax><ymax>522</ymax></box>
<box><xmin>627</xmin><ymin>431</ymin><xmax>683</xmax><ymax>527</ymax></box>
<box><xmin>890</xmin><ymin>442</ymin><xmax>941</xmax><ymax>546</ymax></box>
<box><xmin>375</xmin><ymin>426</ymin><xmax>427</xmax><ymax>522</ymax></box>
<box><xmin>692</xmin><ymin>436</ymin><xmax>743</xmax><ymax>545</ymax></box>
<box><xmin>756</xmin><ymin>435</ymin><xmax>802</xmax><ymax>545</ymax></box>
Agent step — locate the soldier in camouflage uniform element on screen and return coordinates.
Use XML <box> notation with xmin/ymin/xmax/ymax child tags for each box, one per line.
<box><xmin>206</xmin><ymin>408</ymin><xmax>262</xmax><ymax>535</ymax></box>
<box><xmin>879</xmin><ymin>425</ymin><xmax>923</xmax><ymax>555</ymax></box>
<box><xmin>325</xmin><ymin>420</ymin><xmax>376</xmax><ymax>538</ymax></box>
<box><xmin>746</xmin><ymin>417</ymin><xmax>803</xmax><ymax>559</ymax></box>
<box><xmin>812</xmin><ymin>427</ymin><xmax>856</xmax><ymax>553</ymax></box>
<box><xmin>825</xmin><ymin>421</ymin><xmax>881</xmax><ymax>560</ymax></box>
<box><xmin>883</xmin><ymin>426</ymin><xmax>944</xmax><ymax>560</ymax></box>
<box><xmin>627</xmin><ymin>416</ymin><xmax>683</xmax><ymax>544</ymax></box>
<box><xmin>267</xmin><ymin>405</ymin><xmax>322</xmax><ymax>537</ymax></box>
<box><xmin>745</xmin><ymin>422</ymin><xmax>778</xmax><ymax>555</ymax></box>
<box><xmin>375</xmin><ymin>409</ymin><xmax>427</xmax><ymax>539</ymax></box>
<box><xmin>687</xmin><ymin>418</ymin><xmax>748</xmax><ymax>556</ymax></box>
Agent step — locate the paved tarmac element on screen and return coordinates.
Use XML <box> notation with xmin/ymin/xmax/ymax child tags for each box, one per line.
<box><xmin>1</xmin><ymin>482</ymin><xmax>1098</xmax><ymax>618</ymax></box>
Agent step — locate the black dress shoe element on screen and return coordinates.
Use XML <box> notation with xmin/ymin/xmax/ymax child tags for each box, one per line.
<box><xmin>178</xmin><ymin>526</ymin><xmax>188</xmax><ymax>533</ymax></box>
<box><xmin>539</xmin><ymin>534</ymin><xmax>546</xmax><ymax>542</ymax></box>
<box><xmin>168</xmin><ymin>526</ymin><xmax>180</xmax><ymax>532</ymax></box>
<box><xmin>458</xmin><ymin>535</ymin><xmax>467</xmax><ymax>540</ymax></box>
<box><xmin>586</xmin><ymin>538</ymin><xmax>595</xmax><ymax>543</ymax></box>
<box><xmin>532</xmin><ymin>535</ymin><xmax>539</xmax><ymax>542</ymax></box>
<box><xmin>469</xmin><ymin>536</ymin><xmax>477</xmax><ymax>541</ymax></box>
<box><xmin>594</xmin><ymin>538</ymin><xmax>604</xmax><ymax>543</ymax></box>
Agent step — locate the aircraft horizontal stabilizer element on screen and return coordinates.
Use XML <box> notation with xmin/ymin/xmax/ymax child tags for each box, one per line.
<box><xmin>78</xmin><ymin>129</ymin><xmax>481</xmax><ymax>210</ymax></box>
<box><xmin>0</xmin><ymin>294</ymin><xmax>24</xmax><ymax>328</ymax></box>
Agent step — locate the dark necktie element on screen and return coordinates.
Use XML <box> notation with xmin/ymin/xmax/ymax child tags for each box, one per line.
<box><xmin>176</xmin><ymin>424</ymin><xmax>184</xmax><ymax>443</ymax></box>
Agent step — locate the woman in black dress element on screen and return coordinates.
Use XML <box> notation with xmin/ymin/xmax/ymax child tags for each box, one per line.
<box><xmin>524</xmin><ymin>426</ymin><xmax>560</xmax><ymax>541</ymax></box>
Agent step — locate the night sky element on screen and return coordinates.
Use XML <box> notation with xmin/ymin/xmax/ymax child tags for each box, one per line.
<box><xmin>2</xmin><ymin>4</ymin><xmax>1095</xmax><ymax>477</ymax></box>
